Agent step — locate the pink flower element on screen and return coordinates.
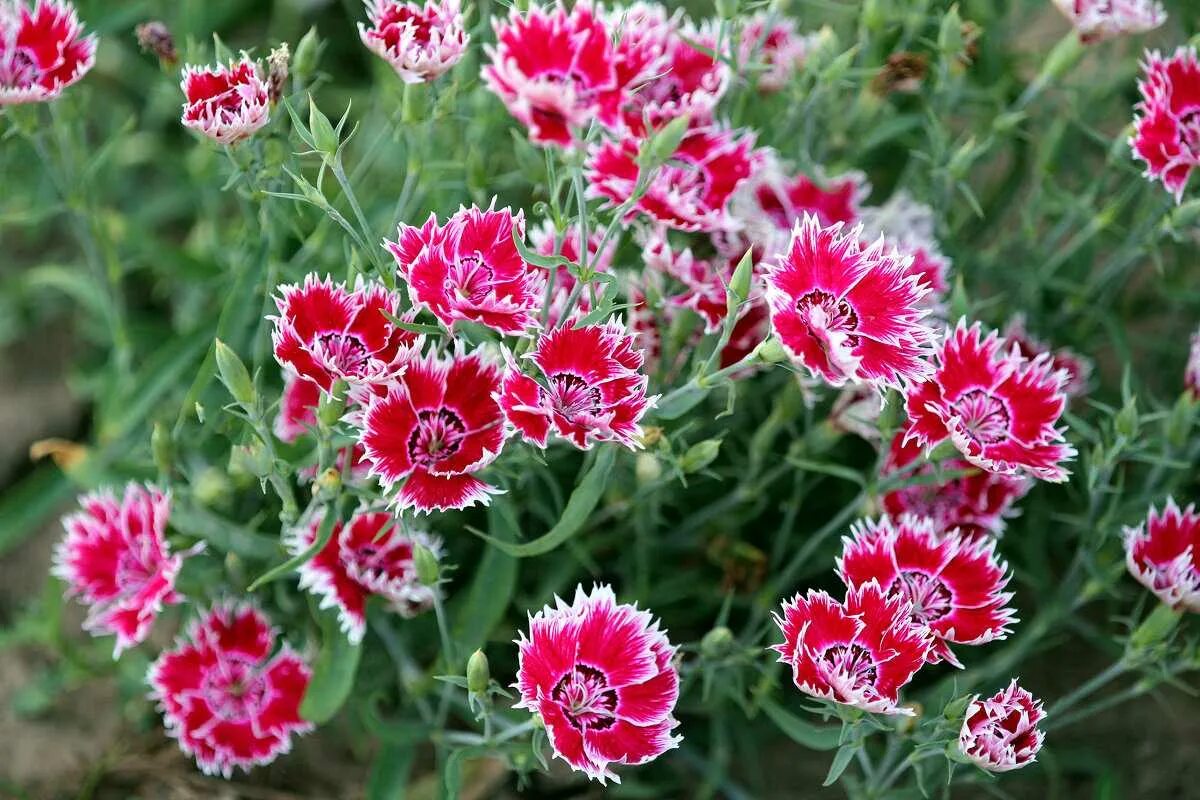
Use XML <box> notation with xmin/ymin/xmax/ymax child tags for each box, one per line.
<box><xmin>1124</xmin><ymin>498</ymin><xmax>1200</xmax><ymax>612</ymax></box>
<box><xmin>764</xmin><ymin>214</ymin><xmax>935</xmax><ymax>391</ymax></box>
<box><xmin>515</xmin><ymin>584</ymin><xmax>681</xmax><ymax>784</ymax></box>
<box><xmin>903</xmin><ymin>320</ymin><xmax>1077</xmax><ymax>482</ymax></box>
<box><xmin>499</xmin><ymin>318</ymin><xmax>650</xmax><ymax>449</ymax></box>
<box><xmin>958</xmin><ymin>680</ymin><xmax>1046</xmax><ymax>773</ymax></box>
<box><xmin>357</xmin><ymin>345</ymin><xmax>506</xmax><ymax>512</ymax></box>
<box><xmin>271</xmin><ymin>274</ymin><xmax>419</xmax><ymax>394</ymax></box>
<box><xmin>772</xmin><ymin>582</ymin><xmax>932</xmax><ymax>715</ymax></box>
<box><xmin>358</xmin><ymin>0</ymin><xmax>469</xmax><ymax>84</ymax></box>
<box><xmin>837</xmin><ymin>515</ymin><xmax>1017</xmax><ymax>667</ymax></box>
<box><xmin>1052</xmin><ymin>0</ymin><xmax>1165</xmax><ymax>43</ymax></box>
<box><xmin>587</xmin><ymin>125</ymin><xmax>760</xmax><ymax>232</ymax></box>
<box><xmin>483</xmin><ymin>1</ymin><xmax>617</xmax><ymax>148</ymax></box>
<box><xmin>753</xmin><ymin>166</ymin><xmax>869</xmax><ymax>232</ymax></box>
<box><xmin>644</xmin><ymin>231</ymin><xmax>739</xmax><ymax>334</ymax></box>
<box><xmin>0</xmin><ymin>0</ymin><xmax>95</xmax><ymax>105</ymax></box>
<box><xmin>52</xmin><ymin>483</ymin><xmax>190</xmax><ymax>658</ymax></box>
<box><xmin>1131</xmin><ymin>48</ymin><xmax>1200</xmax><ymax>203</ymax></box>
<box><xmin>286</xmin><ymin>508</ymin><xmax>439</xmax><ymax>643</ymax></box>
<box><xmin>275</xmin><ymin>371</ymin><xmax>321</xmax><ymax>443</ymax></box>
<box><xmin>1002</xmin><ymin>314</ymin><xmax>1091</xmax><ymax>398</ymax></box>
<box><xmin>387</xmin><ymin>203</ymin><xmax>545</xmax><ymax>336</ymax></box>
<box><xmin>1188</xmin><ymin>327</ymin><xmax>1200</xmax><ymax>398</ymax></box>
<box><xmin>881</xmin><ymin>433</ymin><xmax>1030</xmax><ymax>538</ymax></box>
<box><xmin>180</xmin><ymin>58</ymin><xmax>270</xmax><ymax>145</ymax></box>
<box><xmin>739</xmin><ymin>15</ymin><xmax>820</xmax><ymax>93</ymax></box>
<box><xmin>147</xmin><ymin>604</ymin><xmax>313</xmax><ymax>778</ymax></box>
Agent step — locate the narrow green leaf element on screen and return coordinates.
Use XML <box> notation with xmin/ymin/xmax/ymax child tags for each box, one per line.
<box><xmin>300</xmin><ymin>606</ymin><xmax>363</xmax><ymax>724</ymax></box>
<box><xmin>451</xmin><ymin>501</ymin><xmax>519</xmax><ymax>653</ymax></box>
<box><xmin>247</xmin><ymin>500</ymin><xmax>340</xmax><ymax>591</ymax></box>
<box><xmin>654</xmin><ymin>381</ymin><xmax>710</xmax><ymax>420</ymax></box>
<box><xmin>823</xmin><ymin>743</ymin><xmax>859</xmax><ymax>786</ymax></box>
<box><xmin>169</xmin><ymin>504</ymin><xmax>279</xmax><ymax>560</ymax></box>
<box><xmin>442</xmin><ymin>746</ymin><xmax>490</xmax><ymax>800</ymax></box>
<box><xmin>0</xmin><ymin>466</ymin><xmax>74</xmax><ymax>558</ymax></box>
<box><xmin>367</xmin><ymin>742</ymin><xmax>416</xmax><ymax>800</ymax></box>
<box><xmin>759</xmin><ymin>697</ymin><xmax>841</xmax><ymax>751</ymax></box>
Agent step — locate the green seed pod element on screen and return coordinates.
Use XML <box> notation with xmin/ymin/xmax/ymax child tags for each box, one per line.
<box><xmin>467</xmin><ymin>649</ymin><xmax>490</xmax><ymax>695</ymax></box>
<box><xmin>214</xmin><ymin>339</ymin><xmax>256</xmax><ymax>407</ymax></box>
<box><xmin>700</xmin><ymin>626</ymin><xmax>735</xmax><ymax>660</ymax></box>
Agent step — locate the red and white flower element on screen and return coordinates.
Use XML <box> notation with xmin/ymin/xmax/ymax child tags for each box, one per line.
<box><xmin>764</xmin><ymin>214</ymin><xmax>935</xmax><ymax>391</ymax></box>
<box><xmin>1131</xmin><ymin>47</ymin><xmax>1200</xmax><ymax>203</ymax></box>
<box><xmin>515</xmin><ymin>584</ymin><xmax>681</xmax><ymax>784</ymax></box>
<box><xmin>903</xmin><ymin>320</ymin><xmax>1076</xmax><ymax>482</ymax></box>
<box><xmin>1052</xmin><ymin>0</ymin><xmax>1165</xmax><ymax>43</ymax></box>
<box><xmin>180</xmin><ymin>58</ymin><xmax>270</xmax><ymax>145</ymax></box>
<box><xmin>617</xmin><ymin>16</ymin><xmax>729</xmax><ymax>134</ymax></box>
<box><xmin>358</xmin><ymin>0</ymin><xmax>469</xmax><ymax>84</ymax></box>
<box><xmin>738</xmin><ymin>14</ymin><xmax>820</xmax><ymax>93</ymax></box>
<box><xmin>0</xmin><ymin>0</ymin><xmax>95</xmax><ymax>105</ymax></box>
<box><xmin>837</xmin><ymin>515</ymin><xmax>1017</xmax><ymax>667</ymax></box>
<box><xmin>387</xmin><ymin>203</ymin><xmax>545</xmax><ymax>336</ymax></box>
<box><xmin>52</xmin><ymin>483</ymin><xmax>191</xmax><ymax>658</ymax></box>
<box><xmin>147</xmin><ymin>604</ymin><xmax>313</xmax><ymax>778</ymax></box>
<box><xmin>748</xmin><ymin>164</ymin><xmax>869</xmax><ymax>235</ymax></box>
<box><xmin>881</xmin><ymin>433</ymin><xmax>1030</xmax><ymax>538</ymax></box>
<box><xmin>483</xmin><ymin>1</ymin><xmax>617</xmax><ymax>148</ymax></box>
<box><xmin>958</xmin><ymin>680</ymin><xmax>1046</xmax><ymax>773</ymax></box>
<box><xmin>286</xmin><ymin>508</ymin><xmax>440</xmax><ymax>643</ymax></box>
<box><xmin>1188</xmin><ymin>326</ymin><xmax>1200</xmax><ymax>398</ymax></box>
<box><xmin>275</xmin><ymin>371</ymin><xmax>321</xmax><ymax>443</ymax></box>
<box><xmin>772</xmin><ymin>582</ymin><xmax>932</xmax><ymax>715</ymax></box>
<box><xmin>499</xmin><ymin>318</ymin><xmax>650</xmax><ymax>449</ymax></box>
<box><xmin>1002</xmin><ymin>315</ymin><xmax>1091</xmax><ymax>398</ymax></box>
<box><xmin>1124</xmin><ymin>498</ymin><xmax>1200</xmax><ymax>612</ymax></box>
<box><xmin>588</xmin><ymin>125</ymin><xmax>760</xmax><ymax>232</ymax></box>
<box><xmin>271</xmin><ymin>274</ymin><xmax>418</xmax><ymax>394</ymax></box>
<box><xmin>357</xmin><ymin>345</ymin><xmax>506</xmax><ymax>512</ymax></box>
<box><xmin>644</xmin><ymin>231</ymin><xmax>739</xmax><ymax>334</ymax></box>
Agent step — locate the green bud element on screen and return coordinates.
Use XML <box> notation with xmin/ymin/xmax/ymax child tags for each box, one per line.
<box><xmin>308</xmin><ymin>96</ymin><xmax>339</xmax><ymax>156</ymax></box>
<box><xmin>151</xmin><ymin>422</ymin><xmax>173</xmax><ymax>476</ymax></box>
<box><xmin>230</xmin><ymin>442</ymin><xmax>273</xmax><ymax>479</ymax></box>
<box><xmin>293</xmin><ymin>27</ymin><xmax>321</xmax><ymax>84</ymax></box>
<box><xmin>312</xmin><ymin>467</ymin><xmax>341</xmax><ymax>500</ymax></box>
<box><xmin>193</xmin><ymin>467</ymin><xmax>232</xmax><ymax>508</ymax></box>
<box><xmin>635</xmin><ymin>452</ymin><xmax>663</xmax><ymax>484</ymax></box>
<box><xmin>1129</xmin><ymin>602</ymin><xmax>1181</xmax><ymax>655</ymax></box>
<box><xmin>992</xmin><ymin>110</ymin><xmax>1026</xmax><ymax>135</ymax></box>
<box><xmin>639</xmin><ymin>114</ymin><xmax>689</xmax><ymax>169</ymax></box>
<box><xmin>318</xmin><ymin>380</ymin><xmax>348</xmax><ymax>428</ymax></box>
<box><xmin>726</xmin><ymin>248</ymin><xmax>754</xmax><ymax>319</ymax></box>
<box><xmin>680</xmin><ymin>439</ymin><xmax>722</xmax><ymax>473</ymax></box>
<box><xmin>942</xmin><ymin>693</ymin><xmax>974</xmax><ymax>722</ymax></box>
<box><xmin>1114</xmin><ymin>397</ymin><xmax>1138</xmax><ymax>440</ymax></box>
<box><xmin>214</xmin><ymin>339</ymin><xmax>256</xmax><ymax>407</ymax></box>
<box><xmin>413</xmin><ymin>543</ymin><xmax>440</xmax><ymax>586</ymax></box>
<box><xmin>755</xmin><ymin>337</ymin><xmax>789</xmax><ymax>364</ymax></box>
<box><xmin>700</xmin><ymin>626</ymin><xmax>735</xmax><ymax>660</ymax></box>
<box><xmin>1166</xmin><ymin>392</ymin><xmax>1196</xmax><ymax>449</ymax></box>
<box><xmin>937</xmin><ymin>5</ymin><xmax>964</xmax><ymax>57</ymax></box>
<box><xmin>466</xmin><ymin>649</ymin><xmax>490</xmax><ymax>694</ymax></box>
<box><xmin>861</xmin><ymin>0</ymin><xmax>885</xmax><ymax>33</ymax></box>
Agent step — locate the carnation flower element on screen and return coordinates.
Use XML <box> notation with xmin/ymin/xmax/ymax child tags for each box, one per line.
<box><xmin>515</xmin><ymin>584</ymin><xmax>681</xmax><ymax>784</ymax></box>
<box><xmin>358</xmin><ymin>0</ymin><xmax>469</xmax><ymax>84</ymax></box>
<box><xmin>837</xmin><ymin>515</ymin><xmax>1017</xmax><ymax>667</ymax></box>
<box><xmin>772</xmin><ymin>582</ymin><xmax>932</xmax><ymax>715</ymax></box>
<box><xmin>357</xmin><ymin>345</ymin><xmax>506</xmax><ymax>512</ymax></box>
<box><xmin>0</xmin><ymin>0</ymin><xmax>95</xmax><ymax>105</ymax></box>
<box><xmin>271</xmin><ymin>274</ymin><xmax>418</xmax><ymax>394</ymax></box>
<box><xmin>764</xmin><ymin>214</ymin><xmax>935</xmax><ymax>391</ymax></box>
<box><xmin>752</xmin><ymin>165</ymin><xmax>869</xmax><ymax>233</ymax></box>
<box><xmin>180</xmin><ymin>58</ymin><xmax>270</xmax><ymax>145</ymax></box>
<box><xmin>881</xmin><ymin>433</ymin><xmax>1030</xmax><ymax>538</ymax></box>
<box><xmin>1131</xmin><ymin>48</ymin><xmax>1200</xmax><ymax>203</ymax></box>
<box><xmin>739</xmin><ymin>14</ymin><xmax>819</xmax><ymax>93</ymax></box>
<box><xmin>903</xmin><ymin>320</ymin><xmax>1077</xmax><ymax>482</ymax></box>
<box><xmin>483</xmin><ymin>1</ymin><xmax>617</xmax><ymax>147</ymax></box>
<box><xmin>499</xmin><ymin>317</ymin><xmax>650</xmax><ymax>449</ymax></box>
<box><xmin>1124</xmin><ymin>498</ymin><xmax>1200</xmax><ymax>612</ymax></box>
<box><xmin>617</xmin><ymin>16</ymin><xmax>729</xmax><ymax>134</ymax></box>
<box><xmin>286</xmin><ymin>508</ymin><xmax>440</xmax><ymax>643</ymax></box>
<box><xmin>1052</xmin><ymin>0</ymin><xmax>1165</xmax><ymax>43</ymax></box>
<box><xmin>52</xmin><ymin>483</ymin><xmax>191</xmax><ymax>657</ymax></box>
<box><xmin>275</xmin><ymin>371</ymin><xmax>321</xmax><ymax>443</ymax></box>
<box><xmin>386</xmin><ymin>203</ymin><xmax>545</xmax><ymax>336</ymax></box>
<box><xmin>957</xmin><ymin>680</ymin><xmax>1046</xmax><ymax>773</ymax></box>
<box><xmin>587</xmin><ymin>125</ymin><xmax>760</xmax><ymax>232</ymax></box>
<box><xmin>1002</xmin><ymin>314</ymin><xmax>1092</xmax><ymax>398</ymax></box>
<box><xmin>1188</xmin><ymin>327</ymin><xmax>1200</xmax><ymax>398</ymax></box>
<box><xmin>147</xmin><ymin>604</ymin><xmax>313</xmax><ymax>778</ymax></box>
<box><xmin>601</xmin><ymin>2</ymin><xmax>673</xmax><ymax>131</ymax></box>
<box><xmin>644</xmin><ymin>231</ymin><xmax>738</xmax><ymax>334</ymax></box>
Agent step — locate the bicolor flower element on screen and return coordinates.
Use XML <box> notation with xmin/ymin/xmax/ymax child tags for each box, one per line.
<box><xmin>1131</xmin><ymin>47</ymin><xmax>1200</xmax><ymax>203</ymax></box>
<box><xmin>180</xmin><ymin>58</ymin><xmax>270</xmax><ymax>144</ymax></box>
<box><xmin>837</xmin><ymin>515</ymin><xmax>1017</xmax><ymax>667</ymax></box>
<box><xmin>498</xmin><ymin>317</ymin><xmax>650</xmax><ymax>449</ymax></box>
<box><xmin>515</xmin><ymin>584</ymin><xmax>681</xmax><ymax>784</ymax></box>
<box><xmin>275</xmin><ymin>371</ymin><xmax>321</xmax><ymax>443</ymax></box>
<box><xmin>739</xmin><ymin>14</ymin><xmax>820</xmax><ymax>93</ymax></box>
<box><xmin>1124</xmin><ymin>498</ymin><xmax>1200</xmax><ymax>612</ymax></box>
<box><xmin>958</xmin><ymin>680</ymin><xmax>1046</xmax><ymax>773</ymax></box>
<box><xmin>357</xmin><ymin>345</ymin><xmax>506</xmax><ymax>512</ymax></box>
<box><xmin>52</xmin><ymin>483</ymin><xmax>191</xmax><ymax>658</ymax></box>
<box><xmin>387</xmin><ymin>203</ymin><xmax>545</xmax><ymax>336</ymax></box>
<box><xmin>483</xmin><ymin>1</ymin><xmax>617</xmax><ymax>147</ymax></box>
<box><xmin>271</xmin><ymin>274</ymin><xmax>418</xmax><ymax>393</ymax></box>
<box><xmin>358</xmin><ymin>0</ymin><xmax>469</xmax><ymax>84</ymax></box>
<box><xmin>1052</xmin><ymin>0</ymin><xmax>1165</xmax><ymax>43</ymax></box>
<box><xmin>587</xmin><ymin>125</ymin><xmax>760</xmax><ymax>232</ymax></box>
<box><xmin>752</xmin><ymin>166</ymin><xmax>869</xmax><ymax>233</ymax></box>
<box><xmin>764</xmin><ymin>214</ymin><xmax>935</xmax><ymax>391</ymax></box>
<box><xmin>286</xmin><ymin>508</ymin><xmax>440</xmax><ymax>643</ymax></box>
<box><xmin>147</xmin><ymin>604</ymin><xmax>313</xmax><ymax>778</ymax></box>
<box><xmin>1002</xmin><ymin>315</ymin><xmax>1091</xmax><ymax>398</ymax></box>
<box><xmin>773</xmin><ymin>581</ymin><xmax>932</xmax><ymax>715</ymax></box>
<box><xmin>644</xmin><ymin>231</ymin><xmax>740</xmax><ymax>334</ymax></box>
<box><xmin>903</xmin><ymin>320</ymin><xmax>1076</xmax><ymax>482</ymax></box>
<box><xmin>0</xmin><ymin>0</ymin><xmax>95</xmax><ymax>105</ymax></box>
<box><xmin>880</xmin><ymin>433</ymin><xmax>1030</xmax><ymax>538</ymax></box>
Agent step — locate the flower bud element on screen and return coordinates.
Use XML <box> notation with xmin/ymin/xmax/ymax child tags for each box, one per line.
<box><xmin>230</xmin><ymin>442</ymin><xmax>273</xmax><ymax>479</ymax></box>
<box><xmin>639</xmin><ymin>114</ymin><xmax>689</xmax><ymax>169</ymax></box>
<box><xmin>267</xmin><ymin>43</ymin><xmax>290</xmax><ymax>105</ymax></box>
<box><xmin>193</xmin><ymin>467</ymin><xmax>232</xmax><ymax>508</ymax></box>
<box><xmin>467</xmin><ymin>649</ymin><xmax>490</xmax><ymax>694</ymax></box>
<box><xmin>318</xmin><ymin>381</ymin><xmax>348</xmax><ymax>428</ymax></box>
<box><xmin>1128</xmin><ymin>602</ymin><xmax>1181</xmax><ymax>655</ymax></box>
<box><xmin>700</xmin><ymin>626</ymin><xmax>735</xmax><ymax>660</ymax></box>
<box><xmin>1114</xmin><ymin>397</ymin><xmax>1139</xmax><ymax>440</ymax></box>
<box><xmin>942</xmin><ymin>693</ymin><xmax>973</xmax><ymax>722</ymax></box>
<box><xmin>726</xmin><ymin>248</ymin><xmax>754</xmax><ymax>318</ymax></box>
<box><xmin>135</xmin><ymin>21</ymin><xmax>177</xmax><ymax>66</ymax></box>
<box><xmin>413</xmin><ymin>543</ymin><xmax>440</xmax><ymax>586</ymax></box>
<box><xmin>680</xmin><ymin>439</ymin><xmax>721</xmax><ymax>473</ymax></box>
<box><xmin>151</xmin><ymin>422</ymin><xmax>173</xmax><ymax>476</ymax></box>
<box><xmin>1166</xmin><ymin>393</ymin><xmax>1196</xmax><ymax>449</ymax></box>
<box><xmin>293</xmin><ymin>27</ymin><xmax>321</xmax><ymax>85</ymax></box>
<box><xmin>635</xmin><ymin>452</ymin><xmax>663</xmax><ymax>484</ymax></box>
<box><xmin>638</xmin><ymin>426</ymin><xmax>665</xmax><ymax>448</ymax></box>
<box><xmin>312</xmin><ymin>467</ymin><xmax>341</xmax><ymax>500</ymax></box>
<box><xmin>214</xmin><ymin>339</ymin><xmax>256</xmax><ymax>407</ymax></box>
<box><xmin>308</xmin><ymin>97</ymin><xmax>339</xmax><ymax>156</ymax></box>
<box><xmin>754</xmin><ymin>338</ymin><xmax>789</xmax><ymax>364</ymax></box>
<box><xmin>714</xmin><ymin>0</ymin><xmax>737</xmax><ymax>20</ymax></box>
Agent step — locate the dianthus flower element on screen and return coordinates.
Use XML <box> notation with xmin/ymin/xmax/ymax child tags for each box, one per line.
<box><xmin>739</xmin><ymin>14</ymin><xmax>819</xmax><ymax>92</ymax></box>
<box><xmin>1002</xmin><ymin>314</ymin><xmax>1091</xmax><ymax>398</ymax></box>
<box><xmin>958</xmin><ymin>680</ymin><xmax>1046</xmax><ymax>772</ymax></box>
<box><xmin>1052</xmin><ymin>0</ymin><xmax>1165</xmax><ymax>43</ymax></box>
<box><xmin>180</xmin><ymin>58</ymin><xmax>270</xmax><ymax>144</ymax></box>
<box><xmin>358</xmin><ymin>0</ymin><xmax>469</xmax><ymax>84</ymax></box>
<box><xmin>0</xmin><ymin>0</ymin><xmax>94</xmax><ymax>105</ymax></box>
<box><xmin>1124</xmin><ymin>498</ymin><xmax>1200</xmax><ymax>612</ymax></box>
<box><xmin>1131</xmin><ymin>47</ymin><xmax>1200</xmax><ymax>203</ymax></box>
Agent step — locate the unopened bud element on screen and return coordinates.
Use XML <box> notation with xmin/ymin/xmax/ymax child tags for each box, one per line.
<box><xmin>942</xmin><ymin>693</ymin><xmax>973</xmax><ymax>722</ymax></box>
<box><xmin>413</xmin><ymin>543</ymin><xmax>440</xmax><ymax>586</ymax></box>
<box><xmin>135</xmin><ymin>21</ymin><xmax>177</xmax><ymax>66</ymax></box>
<box><xmin>635</xmin><ymin>452</ymin><xmax>663</xmax><ymax>484</ymax></box>
<box><xmin>293</xmin><ymin>27</ymin><xmax>321</xmax><ymax>85</ymax></box>
<box><xmin>639</xmin><ymin>114</ymin><xmax>689</xmax><ymax>169</ymax></box>
<box><xmin>700</xmin><ymin>626</ymin><xmax>735</xmax><ymax>660</ymax></box>
<box><xmin>726</xmin><ymin>248</ymin><xmax>754</xmax><ymax>318</ymax></box>
<box><xmin>308</xmin><ymin>97</ymin><xmax>339</xmax><ymax>156</ymax></box>
<box><xmin>1166</xmin><ymin>392</ymin><xmax>1196</xmax><ymax>448</ymax></box>
<box><xmin>313</xmin><ymin>467</ymin><xmax>341</xmax><ymax>500</ymax></box>
<box><xmin>1114</xmin><ymin>397</ymin><xmax>1139</xmax><ymax>440</ymax></box>
<box><xmin>318</xmin><ymin>380</ymin><xmax>348</xmax><ymax>427</ymax></box>
<box><xmin>1129</xmin><ymin>602</ymin><xmax>1181</xmax><ymax>655</ymax></box>
<box><xmin>638</xmin><ymin>426</ymin><xmax>664</xmax><ymax>448</ymax></box>
<box><xmin>755</xmin><ymin>337</ymin><xmax>789</xmax><ymax>364</ymax></box>
<box><xmin>230</xmin><ymin>442</ymin><xmax>272</xmax><ymax>479</ymax></box>
<box><xmin>267</xmin><ymin>43</ymin><xmax>290</xmax><ymax>105</ymax></box>
<box><xmin>151</xmin><ymin>422</ymin><xmax>173</xmax><ymax>475</ymax></box>
<box><xmin>194</xmin><ymin>467</ymin><xmax>232</xmax><ymax>507</ymax></box>
<box><xmin>680</xmin><ymin>439</ymin><xmax>721</xmax><ymax>473</ymax></box>
<box><xmin>214</xmin><ymin>339</ymin><xmax>256</xmax><ymax>407</ymax></box>
<box><xmin>467</xmin><ymin>649</ymin><xmax>490</xmax><ymax>694</ymax></box>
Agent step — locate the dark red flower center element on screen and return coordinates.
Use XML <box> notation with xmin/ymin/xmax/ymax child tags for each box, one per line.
<box><xmin>0</xmin><ymin>45</ymin><xmax>40</xmax><ymax>89</ymax></box>
<box><xmin>820</xmin><ymin>643</ymin><xmax>878</xmax><ymax>691</ymax></box>
<box><xmin>448</xmin><ymin>254</ymin><xmax>495</xmax><ymax>305</ymax></box>
<box><xmin>114</xmin><ymin>548</ymin><xmax>158</xmax><ymax>593</ymax></box>
<box><xmin>379</xmin><ymin>6</ymin><xmax>435</xmax><ymax>49</ymax></box>
<box><xmin>893</xmin><ymin>570</ymin><xmax>953</xmax><ymax>624</ymax></box>
<box><xmin>408</xmin><ymin>408</ymin><xmax>467</xmax><ymax>466</ymax></box>
<box><xmin>203</xmin><ymin>657</ymin><xmax>269</xmax><ymax>721</ymax></box>
<box><xmin>317</xmin><ymin>332</ymin><xmax>370</xmax><ymax>376</ymax></box>
<box><xmin>544</xmin><ymin>373</ymin><xmax>603</xmax><ymax>420</ymax></box>
<box><xmin>796</xmin><ymin>289</ymin><xmax>860</xmax><ymax>347</ymax></box>
<box><xmin>551</xmin><ymin>664</ymin><xmax>618</xmax><ymax>731</ymax></box>
<box><xmin>1178</xmin><ymin>110</ymin><xmax>1200</xmax><ymax>158</ymax></box>
<box><xmin>954</xmin><ymin>389</ymin><xmax>1011</xmax><ymax>447</ymax></box>
<box><xmin>343</xmin><ymin>536</ymin><xmax>412</xmax><ymax>580</ymax></box>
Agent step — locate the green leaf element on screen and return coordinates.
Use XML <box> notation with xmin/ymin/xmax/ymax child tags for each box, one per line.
<box><xmin>367</xmin><ymin>742</ymin><xmax>416</xmax><ymax>800</ymax></box>
<box><xmin>823</xmin><ymin>743</ymin><xmax>859</xmax><ymax>786</ymax></box>
<box><xmin>513</xmin><ymin>229</ymin><xmax>576</xmax><ymax>270</ymax></box>
<box><xmin>0</xmin><ymin>465</ymin><xmax>74</xmax><ymax>558</ymax></box>
<box><xmin>169</xmin><ymin>504</ymin><xmax>279</xmax><ymax>560</ymax></box>
<box><xmin>300</xmin><ymin>606</ymin><xmax>363</xmax><ymax>724</ymax></box>
<box><xmin>470</xmin><ymin>447</ymin><xmax>616</xmax><ymax>557</ymax></box>
<box><xmin>451</xmin><ymin>502</ymin><xmax>519</xmax><ymax>653</ymax></box>
<box><xmin>248</xmin><ymin>501</ymin><xmax>340</xmax><ymax>591</ymax></box>
<box><xmin>759</xmin><ymin>697</ymin><xmax>841</xmax><ymax>751</ymax></box>
<box><xmin>442</xmin><ymin>746</ymin><xmax>490</xmax><ymax>800</ymax></box>
<box><xmin>653</xmin><ymin>381</ymin><xmax>710</xmax><ymax>420</ymax></box>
